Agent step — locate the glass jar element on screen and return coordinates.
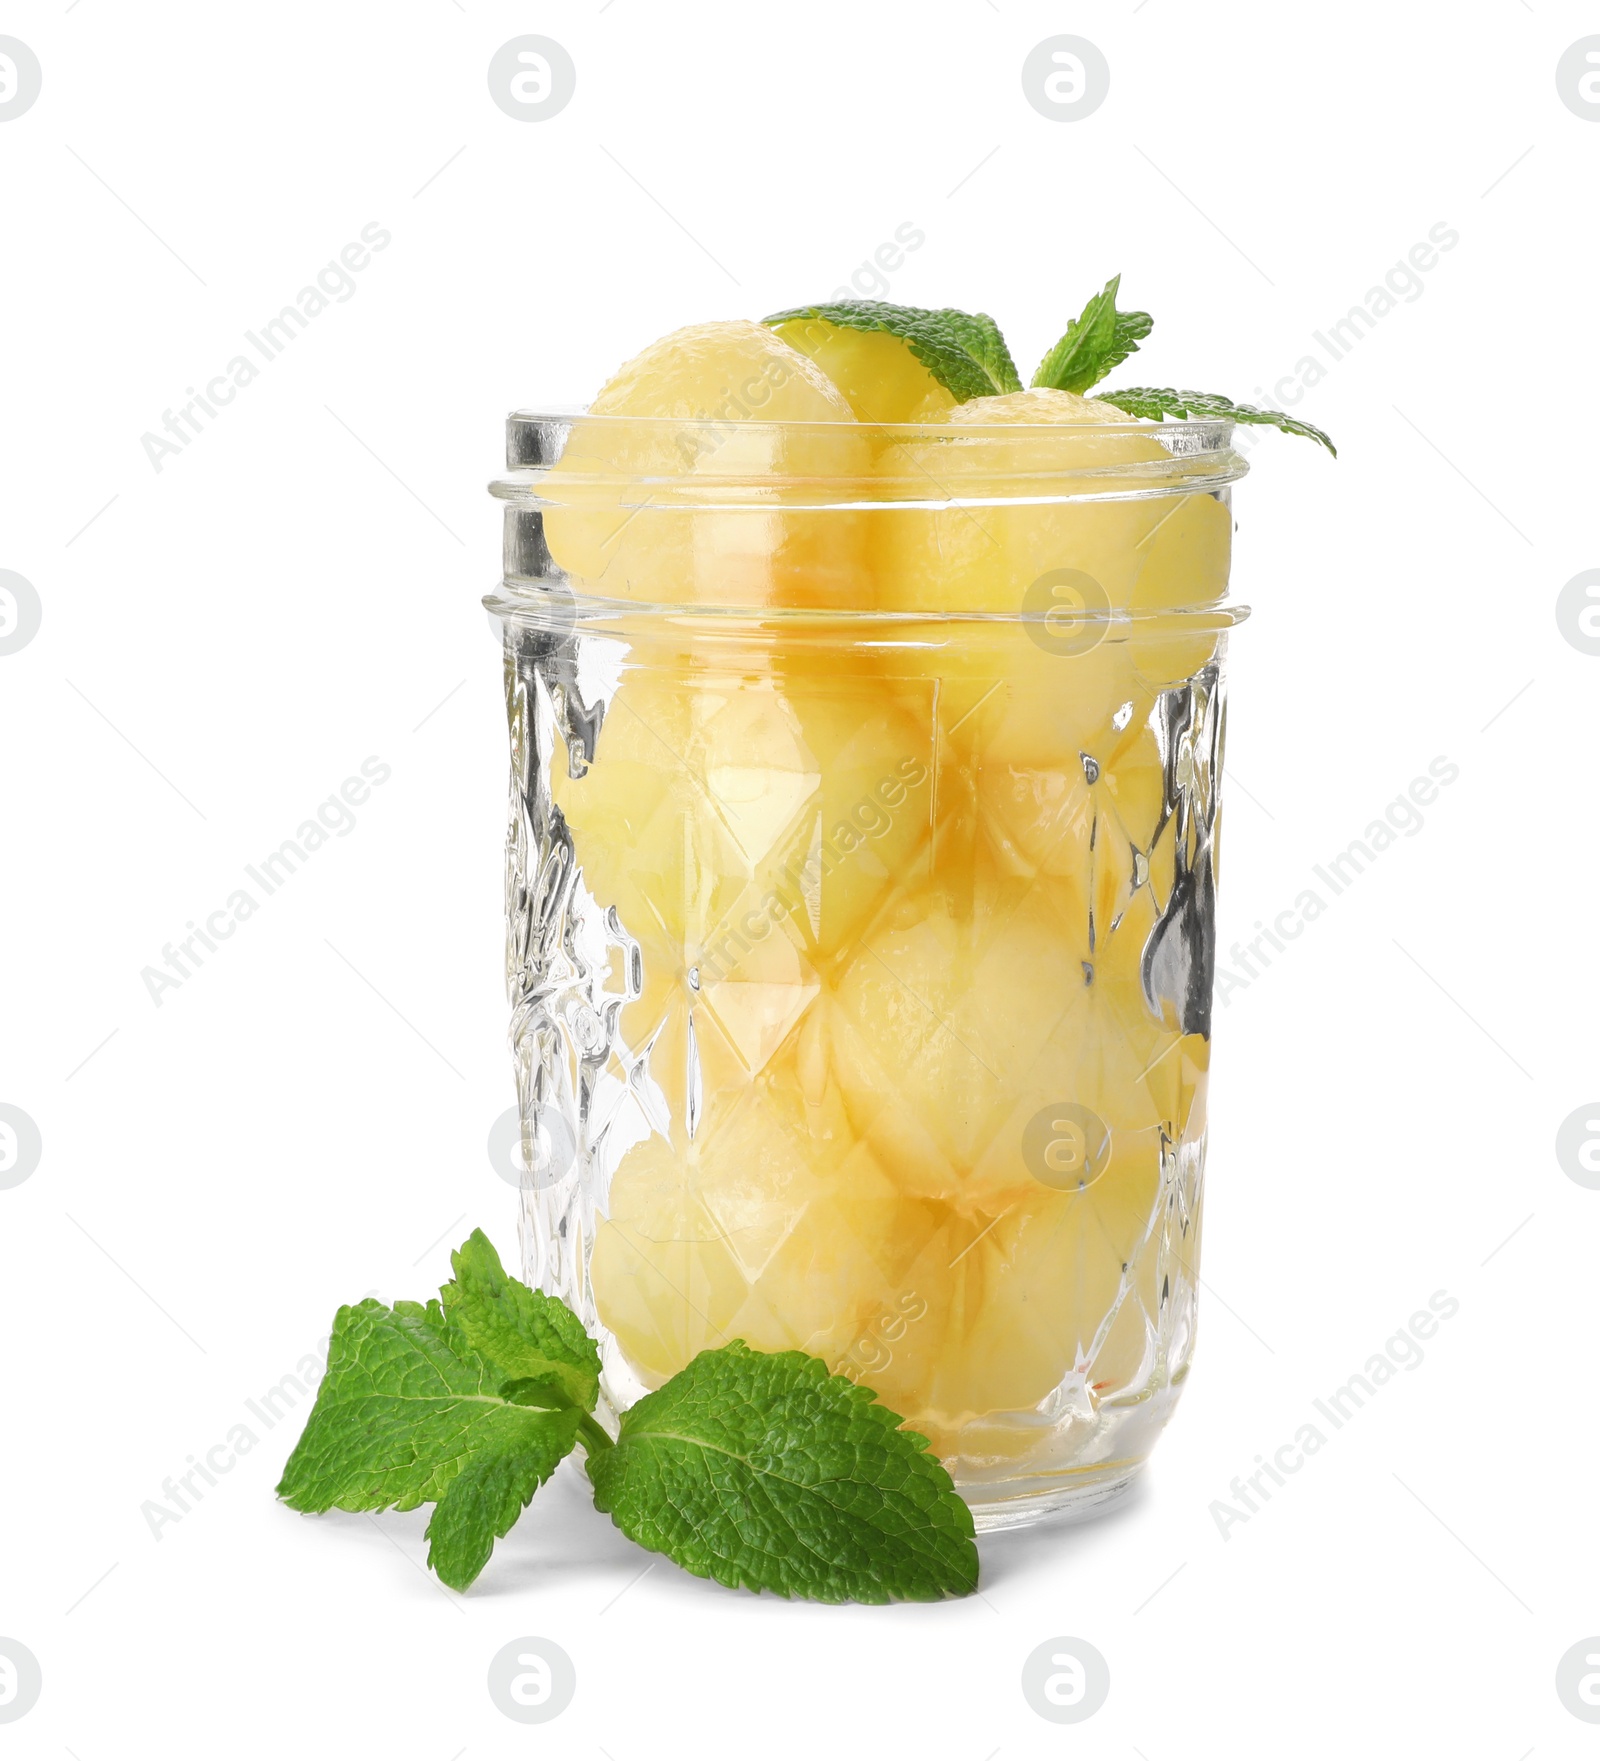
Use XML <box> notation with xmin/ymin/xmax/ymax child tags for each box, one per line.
<box><xmin>487</xmin><ymin>408</ymin><xmax>1248</xmax><ymax>1530</ymax></box>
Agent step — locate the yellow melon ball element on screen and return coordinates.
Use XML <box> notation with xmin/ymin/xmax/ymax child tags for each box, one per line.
<box><xmin>958</xmin><ymin>695</ymin><xmax>1168</xmax><ymax>905</ymax></box>
<box><xmin>926</xmin><ymin>631</ymin><xmax>1143</xmax><ymax>785</ymax></box>
<box><xmin>589</xmin><ymin>1133</ymin><xmax>750</xmax><ymax>1382</ymax></box>
<box><xmin>549</xmin><ymin>669</ymin><xmax>748</xmax><ymax>977</ymax></box>
<box><xmin>590</xmin><ymin>1067</ymin><xmax>939</xmax><ymax>1385</ymax></box>
<box><xmin>701</xmin><ymin>747</ymin><xmax>937</xmax><ymax>983</ymax></box>
<box><xmin>1127</xmin><ymin>488</ymin><xmax>1233</xmax><ymax>686</ymax></box>
<box><xmin>825</xmin><ymin>886</ymin><xmax>1085</xmax><ymax>1210</ymax></box>
<box><xmin>859</xmin><ymin>405</ymin><xmax>1231</xmax><ymax>879</ymax></box>
<box><xmin>959</xmin><ymin>388</ymin><xmax>1140</xmax><ymax>425</ymax></box>
<box><xmin>1131</xmin><ymin>486</ymin><xmax>1233</xmax><ymax>611</ymax></box>
<box><xmin>767</xmin><ymin>316</ymin><xmax>959</xmax><ymax>424</ymax></box>
<box><xmin>901</xmin><ymin>1155</ymin><xmax>1166</xmax><ymax>1425</ymax></box>
<box><xmin>825</xmin><ymin>871</ymin><xmax>1193</xmax><ymax>1210</ymax></box>
<box><xmin>586</xmin><ymin>319</ymin><xmax>846</xmax><ymax>422</ymax></box>
<box><xmin>869</xmin><ymin>388</ymin><xmax>1228</xmax><ymax>625</ymax></box>
<box><xmin>862</xmin><ymin>390</ymin><xmax>1228</xmax><ymax>824</ymax></box>
<box><xmin>829</xmin><ymin>1019</ymin><xmax>1204</xmax><ymax>1439</ymax></box>
<box><xmin>554</xmin><ymin>668</ymin><xmax>938</xmax><ymax>1030</ymax></box>
<box><xmin>539</xmin><ymin>320</ymin><xmax>870</xmax><ymax>608</ymax></box>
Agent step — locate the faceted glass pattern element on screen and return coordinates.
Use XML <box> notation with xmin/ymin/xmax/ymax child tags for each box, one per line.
<box><xmin>497</xmin><ymin>589</ymin><xmax>1232</xmax><ymax>1528</ymax></box>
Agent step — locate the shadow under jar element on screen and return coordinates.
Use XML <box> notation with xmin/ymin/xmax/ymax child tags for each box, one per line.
<box><xmin>487</xmin><ymin>408</ymin><xmax>1249</xmax><ymax>1531</ymax></box>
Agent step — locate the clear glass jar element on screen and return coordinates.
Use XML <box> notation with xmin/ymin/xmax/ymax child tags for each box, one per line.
<box><xmin>488</xmin><ymin>408</ymin><xmax>1248</xmax><ymax>1530</ymax></box>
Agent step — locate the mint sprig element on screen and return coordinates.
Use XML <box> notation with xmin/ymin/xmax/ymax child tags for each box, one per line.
<box><xmin>763</xmin><ymin>299</ymin><xmax>1022</xmax><ymax>401</ymax></box>
<box><xmin>1031</xmin><ymin>273</ymin><xmax>1153</xmax><ymax>395</ymax></box>
<box><xmin>1097</xmin><ymin>386</ymin><xmax>1337</xmax><ymax>455</ymax></box>
<box><xmin>762</xmin><ymin>280</ymin><xmax>1333</xmax><ymax>453</ymax></box>
<box><xmin>276</xmin><ymin>1230</ymin><xmax>979</xmax><ymax>1603</ymax></box>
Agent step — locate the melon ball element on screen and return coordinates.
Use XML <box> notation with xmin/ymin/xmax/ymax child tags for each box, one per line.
<box><xmin>539</xmin><ymin>320</ymin><xmax>870</xmax><ymax>608</ymax></box>
<box><xmin>767</xmin><ymin>315</ymin><xmax>959</xmax><ymax>424</ymax></box>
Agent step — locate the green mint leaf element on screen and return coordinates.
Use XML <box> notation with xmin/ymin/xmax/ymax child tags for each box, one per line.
<box><xmin>763</xmin><ymin>299</ymin><xmax>1018</xmax><ymax>402</ymax></box>
<box><xmin>1031</xmin><ymin>274</ymin><xmax>1153</xmax><ymax>394</ymax></box>
<box><xmin>440</xmin><ymin>1228</ymin><xmax>601</xmax><ymax>1412</ymax></box>
<box><xmin>275</xmin><ymin>1297</ymin><xmax>580</xmax><ymax>1517</ymax></box>
<box><xmin>928</xmin><ymin>308</ymin><xmax>1023</xmax><ymax>395</ymax></box>
<box><xmin>1097</xmin><ymin>386</ymin><xmax>1337</xmax><ymax>455</ymax></box>
<box><xmin>424</xmin><ymin>1407</ymin><xmax>582</xmax><ymax>1590</ymax></box>
<box><xmin>586</xmin><ymin>1340</ymin><xmax>979</xmax><ymax>1604</ymax></box>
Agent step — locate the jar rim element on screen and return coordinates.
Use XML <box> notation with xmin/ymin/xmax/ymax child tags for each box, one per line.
<box><xmin>506</xmin><ymin>403</ymin><xmax>1242</xmax><ymax>437</ymax></box>
<box><xmin>494</xmin><ymin>407</ymin><xmax>1248</xmax><ymax>509</ymax></box>
<box><xmin>503</xmin><ymin>405</ymin><xmax>1245</xmax><ymax>451</ymax></box>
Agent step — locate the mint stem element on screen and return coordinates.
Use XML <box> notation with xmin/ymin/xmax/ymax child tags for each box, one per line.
<box><xmin>576</xmin><ymin>1411</ymin><xmax>614</xmax><ymax>1456</ymax></box>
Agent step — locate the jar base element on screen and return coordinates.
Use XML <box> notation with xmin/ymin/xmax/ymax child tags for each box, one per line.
<box><xmin>965</xmin><ymin>1462</ymin><xmax>1144</xmax><ymax>1534</ymax></box>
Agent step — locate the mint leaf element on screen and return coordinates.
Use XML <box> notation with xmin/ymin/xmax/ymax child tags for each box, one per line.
<box><xmin>1098</xmin><ymin>386</ymin><xmax>1337</xmax><ymax>455</ymax></box>
<box><xmin>586</xmin><ymin>1340</ymin><xmax>978</xmax><ymax>1604</ymax></box>
<box><xmin>425</xmin><ymin>1408</ymin><xmax>582</xmax><ymax>1590</ymax></box>
<box><xmin>275</xmin><ymin>1297</ymin><xmax>580</xmax><ymax>1518</ymax></box>
<box><xmin>440</xmin><ymin>1228</ymin><xmax>601</xmax><ymax>1412</ymax></box>
<box><xmin>1031</xmin><ymin>274</ymin><xmax>1153</xmax><ymax>394</ymax></box>
<box><xmin>763</xmin><ymin>299</ymin><xmax>1018</xmax><ymax>402</ymax></box>
<box><xmin>930</xmin><ymin>308</ymin><xmax>1023</xmax><ymax>395</ymax></box>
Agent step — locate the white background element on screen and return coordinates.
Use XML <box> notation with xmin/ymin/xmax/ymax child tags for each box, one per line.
<box><xmin>3</xmin><ymin>2</ymin><xmax>1597</xmax><ymax>1755</ymax></box>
